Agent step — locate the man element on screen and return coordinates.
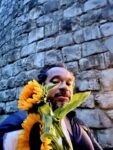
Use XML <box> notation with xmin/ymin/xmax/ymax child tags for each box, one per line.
<box><xmin>0</xmin><ymin>63</ymin><xmax>103</xmax><ymax>150</ymax></box>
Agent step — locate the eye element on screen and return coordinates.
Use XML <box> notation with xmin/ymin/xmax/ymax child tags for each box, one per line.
<box><xmin>51</xmin><ymin>78</ymin><xmax>60</xmax><ymax>84</ymax></box>
<box><xmin>66</xmin><ymin>82</ymin><xmax>72</xmax><ymax>86</ymax></box>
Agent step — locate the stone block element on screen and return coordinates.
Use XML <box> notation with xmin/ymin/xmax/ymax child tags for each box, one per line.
<box><xmin>104</xmin><ymin>36</ymin><xmax>113</xmax><ymax>54</ymax></box>
<box><xmin>5</xmin><ymin>100</ymin><xmax>18</xmax><ymax>113</ymax></box>
<box><xmin>79</xmin><ymin>55</ymin><xmax>99</xmax><ymax>71</ymax></box>
<box><xmin>0</xmin><ymin>80</ymin><xmax>8</xmax><ymax>91</ymax></box>
<box><xmin>0</xmin><ymin>56</ymin><xmax>7</xmax><ymax>67</ymax></box>
<box><xmin>64</xmin><ymin>4</ymin><xmax>82</xmax><ymax>18</ymax></box>
<box><xmin>73</xmin><ymin>29</ymin><xmax>84</xmax><ymax>44</ymax></box>
<box><xmin>76</xmin><ymin>109</ymin><xmax>113</xmax><ymax>128</ymax></box>
<box><xmin>99</xmin><ymin>69</ymin><xmax>113</xmax><ymax>91</ymax></box>
<box><xmin>97</xmin><ymin>128</ymin><xmax>113</xmax><ymax>148</ymax></box>
<box><xmin>106</xmin><ymin>110</ymin><xmax>113</xmax><ymax>120</ymax></box>
<box><xmin>28</xmin><ymin>27</ymin><xmax>44</xmax><ymax>43</ymax></box>
<box><xmin>83</xmin><ymin>25</ymin><xmax>101</xmax><ymax>41</ymax></box>
<box><xmin>43</xmin><ymin>0</ymin><xmax>59</xmax><ymax>13</ymax></box>
<box><xmin>26</xmin><ymin>69</ymin><xmax>40</xmax><ymax>81</ymax></box>
<box><xmin>100</xmin><ymin>22</ymin><xmax>113</xmax><ymax>36</ymax></box>
<box><xmin>33</xmin><ymin>52</ymin><xmax>45</xmax><ymax>68</ymax></box>
<box><xmin>0</xmin><ymin>89</ymin><xmax>16</xmax><ymax>102</ymax></box>
<box><xmin>37</xmin><ymin>38</ymin><xmax>55</xmax><ymax>51</ymax></box>
<box><xmin>84</xmin><ymin>0</ymin><xmax>107</xmax><ymax>12</ymax></box>
<box><xmin>95</xmin><ymin>91</ymin><xmax>113</xmax><ymax>109</ymax></box>
<box><xmin>2</xmin><ymin>64</ymin><xmax>14</xmax><ymax>79</ymax></box>
<box><xmin>66</xmin><ymin>61</ymin><xmax>79</xmax><ymax>75</ymax></box>
<box><xmin>21</xmin><ymin>43</ymin><xmax>36</xmax><ymax>57</ymax></box>
<box><xmin>109</xmin><ymin>0</ymin><xmax>113</xmax><ymax>5</ymax></box>
<box><xmin>28</xmin><ymin>7</ymin><xmax>43</xmax><ymax>20</ymax></box>
<box><xmin>45</xmin><ymin>22</ymin><xmax>59</xmax><ymax>37</ymax></box>
<box><xmin>60</xmin><ymin>0</ymin><xmax>74</xmax><ymax>7</ymax></box>
<box><xmin>37</xmin><ymin>14</ymin><xmax>53</xmax><ymax>27</ymax></box>
<box><xmin>56</xmin><ymin>33</ymin><xmax>73</xmax><ymax>48</ymax></box>
<box><xmin>80</xmin><ymin>9</ymin><xmax>102</xmax><ymax>26</ymax></box>
<box><xmin>15</xmin><ymin>34</ymin><xmax>28</xmax><ymax>48</ymax></box>
<box><xmin>77</xmin><ymin>70</ymin><xmax>100</xmax><ymax>80</ymax></box>
<box><xmin>80</xmin><ymin>94</ymin><xmax>95</xmax><ymax>108</ymax></box>
<box><xmin>45</xmin><ymin>50</ymin><xmax>62</xmax><ymax>64</ymax></box>
<box><xmin>62</xmin><ymin>45</ymin><xmax>81</xmax><ymax>62</ymax></box>
<box><xmin>82</xmin><ymin>40</ymin><xmax>106</xmax><ymax>57</ymax></box>
<box><xmin>76</xmin><ymin>79</ymin><xmax>100</xmax><ymax>91</ymax></box>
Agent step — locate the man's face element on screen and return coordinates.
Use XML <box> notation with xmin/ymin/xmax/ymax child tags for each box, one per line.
<box><xmin>45</xmin><ymin>67</ymin><xmax>74</xmax><ymax>108</ymax></box>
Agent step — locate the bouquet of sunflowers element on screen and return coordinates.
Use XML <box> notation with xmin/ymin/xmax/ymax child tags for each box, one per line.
<box><xmin>17</xmin><ymin>80</ymin><xmax>90</xmax><ymax>150</ymax></box>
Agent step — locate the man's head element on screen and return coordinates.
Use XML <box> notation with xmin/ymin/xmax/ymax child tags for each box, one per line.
<box><xmin>38</xmin><ymin>63</ymin><xmax>75</xmax><ymax>108</ymax></box>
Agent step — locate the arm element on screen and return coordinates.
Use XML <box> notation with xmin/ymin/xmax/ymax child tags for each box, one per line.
<box><xmin>0</xmin><ymin>110</ymin><xmax>27</xmax><ymax>150</ymax></box>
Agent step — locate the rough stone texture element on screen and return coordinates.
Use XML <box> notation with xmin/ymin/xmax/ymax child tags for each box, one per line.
<box><xmin>0</xmin><ymin>0</ymin><xmax>113</xmax><ymax>148</ymax></box>
<box><xmin>76</xmin><ymin>109</ymin><xmax>113</xmax><ymax>128</ymax></box>
<box><xmin>99</xmin><ymin>69</ymin><xmax>113</xmax><ymax>91</ymax></box>
<box><xmin>96</xmin><ymin>128</ymin><xmax>113</xmax><ymax>148</ymax></box>
<box><xmin>95</xmin><ymin>92</ymin><xmax>113</xmax><ymax>109</ymax></box>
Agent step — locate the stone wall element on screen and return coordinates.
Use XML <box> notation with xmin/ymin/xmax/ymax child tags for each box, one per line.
<box><xmin>0</xmin><ymin>0</ymin><xmax>113</xmax><ymax>149</ymax></box>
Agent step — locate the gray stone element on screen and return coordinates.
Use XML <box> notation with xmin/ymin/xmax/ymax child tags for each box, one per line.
<box><xmin>3</xmin><ymin>48</ymin><xmax>21</xmax><ymax>63</ymax></box>
<box><xmin>79</xmin><ymin>55</ymin><xmax>99</xmax><ymax>71</ymax></box>
<box><xmin>106</xmin><ymin>110</ymin><xmax>113</xmax><ymax>120</ymax></box>
<box><xmin>43</xmin><ymin>0</ymin><xmax>59</xmax><ymax>13</ymax></box>
<box><xmin>80</xmin><ymin>94</ymin><xmax>95</xmax><ymax>108</ymax></box>
<box><xmin>26</xmin><ymin>69</ymin><xmax>39</xmax><ymax>81</ymax></box>
<box><xmin>56</xmin><ymin>33</ymin><xmax>73</xmax><ymax>48</ymax></box>
<box><xmin>2</xmin><ymin>64</ymin><xmax>14</xmax><ymax>79</ymax></box>
<box><xmin>60</xmin><ymin>0</ymin><xmax>74</xmax><ymax>7</ymax></box>
<box><xmin>0</xmin><ymin>80</ymin><xmax>8</xmax><ymax>91</ymax></box>
<box><xmin>95</xmin><ymin>92</ymin><xmax>113</xmax><ymax>109</ymax></box>
<box><xmin>82</xmin><ymin>40</ymin><xmax>106</xmax><ymax>57</ymax></box>
<box><xmin>104</xmin><ymin>36</ymin><xmax>113</xmax><ymax>54</ymax></box>
<box><xmin>45</xmin><ymin>50</ymin><xmax>62</xmax><ymax>64</ymax></box>
<box><xmin>83</xmin><ymin>25</ymin><xmax>101</xmax><ymax>41</ymax></box>
<box><xmin>84</xmin><ymin>0</ymin><xmax>107</xmax><ymax>12</ymax></box>
<box><xmin>77</xmin><ymin>70</ymin><xmax>100</xmax><ymax>80</ymax></box>
<box><xmin>5</xmin><ymin>100</ymin><xmax>18</xmax><ymax>113</ymax></box>
<box><xmin>99</xmin><ymin>69</ymin><xmax>113</xmax><ymax>91</ymax></box>
<box><xmin>62</xmin><ymin>45</ymin><xmax>81</xmax><ymax>62</ymax></box>
<box><xmin>33</xmin><ymin>52</ymin><xmax>45</xmax><ymax>68</ymax></box>
<box><xmin>0</xmin><ymin>56</ymin><xmax>7</xmax><ymax>67</ymax></box>
<box><xmin>64</xmin><ymin>4</ymin><xmax>82</xmax><ymax>18</ymax></box>
<box><xmin>109</xmin><ymin>0</ymin><xmax>113</xmax><ymax>5</ymax></box>
<box><xmin>15</xmin><ymin>34</ymin><xmax>28</xmax><ymax>48</ymax></box>
<box><xmin>15</xmin><ymin>72</ymin><xmax>29</xmax><ymax>87</ymax></box>
<box><xmin>100</xmin><ymin>22</ymin><xmax>113</xmax><ymax>36</ymax></box>
<box><xmin>76</xmin><ymin>79</ymin><xmax>100</xmax><ymax>91</ymax></box>
<box><xmin>37</xmin><ymin>38</ymin><xmax>55</xmax><ymax>51</ymax></box>
<box><xmin>7</xmin><ymin>77</ymin><xmax>15</xmax><ymax>89</ymax></box>
<box><xmin>73</xmin><ymin>29</ymin><xmax>84</xmax><ymax>44</ymax></box>
<box><xmin>45</xmin><ymin>22</ymin><xmax>59</xmax><ymax>37</ymax></box>
<box><xmin>97</xmin><ymin>128</ymin><xmax>113</xmax><ymax>148</ymax></box>
<box><xmin>37</xmin><ymin>14</ymin><xmax>53</xmax><ymax>27</ymax></box>
<box><xmin>76</xmin><ymin>109</ymin><xmax>113</xmax><ymax>128</ymax></box>
<box><xmin>28</xmin><ymin>27</ymin><xmax>44</xmax><ymax>43</ymax></box>
<box><xmin>0</xmin><ymin>89</ymin><xmax>16</xmax><ymax>102</ymax></box>
<box><xmin>80</xmin><ymin>9</ymin><xmax>102</xmax><ymax>26</ymax></box>
<box><xmin>66</xmin><ymin>61</ymin><xmax>79</xmax><ymax>75</ymax></box>
<box><xmin>21</xmin><ymin>43</ymin><xmax>36</xmax><ymax>57</ymax></box>
<box><xmin>28</xmin><ymin>7</ymin><xmax>43</xmax><ymax>20</ymax></box>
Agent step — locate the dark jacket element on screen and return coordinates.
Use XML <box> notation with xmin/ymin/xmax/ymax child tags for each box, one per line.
<box><xmin>0</xmin><ymin>110</ymin><xmax>103</xmax><ymax>150</ymax></box>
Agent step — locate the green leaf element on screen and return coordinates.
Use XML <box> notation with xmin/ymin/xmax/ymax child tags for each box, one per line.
<box><xmin>54</xmin><ymin>92</ymin><xmax>90</xmax><ymax>120</ymax></box>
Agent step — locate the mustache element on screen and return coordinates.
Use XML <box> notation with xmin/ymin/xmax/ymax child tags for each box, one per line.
<box><xmin>55</xmin><ymin>92</ymin><xmax>70</xmax><ymax>98</ymax></box>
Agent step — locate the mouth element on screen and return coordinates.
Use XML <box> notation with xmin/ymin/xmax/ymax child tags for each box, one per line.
<box><xmin>55</xmin><ymin>93</ymin><xmax>70</xmax><ymax>102</ymax></box>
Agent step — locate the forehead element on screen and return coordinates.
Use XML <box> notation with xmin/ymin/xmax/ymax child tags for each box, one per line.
<box><xmin>46</xmin><ymin>67</ymin><xmax>74</xmax><ymax>81</ymax></box>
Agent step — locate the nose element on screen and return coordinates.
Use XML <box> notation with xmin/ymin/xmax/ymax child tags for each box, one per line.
<box><xmin>59</xmin><ymin>81</ymin><xmax>68</xmax><ymax>91</ymax></box>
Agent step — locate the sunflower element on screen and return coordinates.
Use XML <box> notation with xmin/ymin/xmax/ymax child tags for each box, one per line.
<box><xmin>41</xmin><ymin>138</ymin><xmax>52</xmax><ymax>150</ymax></box>
<box><xmin>18</xmin><ymin>80</ymin><xmax>43</xmax><ymax>111</ymax></box>
<box><xmin>17</xmin><ymin>113</ymin><xmax>43</xmax><ymax>150</ymax></box>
